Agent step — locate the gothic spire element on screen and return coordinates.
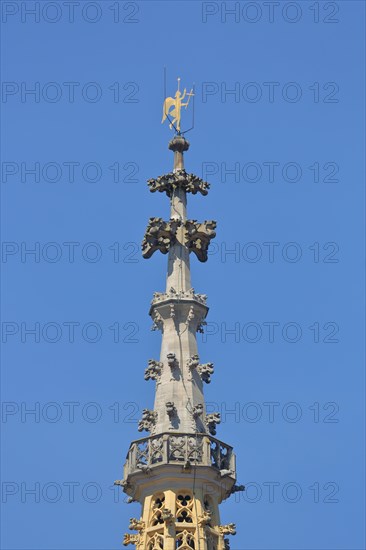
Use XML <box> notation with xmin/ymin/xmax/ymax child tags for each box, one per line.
<box><xmin>117</xmin><ymin>81</ymin><xmax>241</xmax><ymax>550</ymax></box>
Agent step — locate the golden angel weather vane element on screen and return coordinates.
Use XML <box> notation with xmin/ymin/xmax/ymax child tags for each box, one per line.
<box><xmin>162</xmin><ymin>77</ymin><xmax>194</xmax><ymax>133</ymax></box>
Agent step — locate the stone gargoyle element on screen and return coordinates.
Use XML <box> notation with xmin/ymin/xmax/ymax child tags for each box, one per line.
<box><xmin>219</xmin><ymin>523</ymin><xmax>237</xmax><ymax>536</ymax></box>
<box><xmin>198</xmin><ymin>510</ymin><xmax>212</xmax><ymax>526</ymax></box>
<box><xmin>123</xmin><ymin>533</ymin><xmax>139</xmax><ymax>546</ymax></box>
<box><xmin>128</xmin><ymin>518</ymin><xmax>145</xmax><ymax>532</ymax></box>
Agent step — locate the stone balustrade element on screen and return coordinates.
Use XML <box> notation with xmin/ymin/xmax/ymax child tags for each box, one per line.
<box><xmin>123</xmin><ymin>432</ymin><xmax>236</xmax><ymax>479</ymax></box>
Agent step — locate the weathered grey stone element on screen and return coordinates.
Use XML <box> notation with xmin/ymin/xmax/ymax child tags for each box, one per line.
<box><xmin>197</xmin><ymin>362</ymin><xmax>214</xmax><ymax>383</ymax></box>
<box><xmin>192</xmin><ymin>404</ymin><xmax>204</xmax><ymax>418</ymax></box>
<box><xmin>144</xmin><ymin>359</ymin><xmax>163</xmax><ymax>382</ymax></box>
<box><xmin>205</xmin><ymin>412</ymin><xmax>221</xmax><ymax>435</ymax></box>
<box><xmin>184</xmin><ymin>220</ymin><xmax>217</xmax><ymax>262</ymax></box>
<box><xmin>165</xmin><ymin>402</ymin><xmax>176</xmax><ymax>419</ymax></box>
<box><xmin>148</xmin><ymin>170</ymin><xmax>210</xmax><ymax>197</ymax></box>
<box><xmin>137</xmin><ymin>409</ymin><xmax>157</xmax><ymax>433</ymax></box>
<box><xmin>141</xmin><ymin>217</ymin><xmax>180</xmax><ymax>259</ymax></box>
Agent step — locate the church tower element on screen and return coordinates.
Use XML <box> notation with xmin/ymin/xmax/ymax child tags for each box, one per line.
<box><xmin>116</xmin><ymin>83</ymin><xmax>241</xmax><ymax>550</ymax></box>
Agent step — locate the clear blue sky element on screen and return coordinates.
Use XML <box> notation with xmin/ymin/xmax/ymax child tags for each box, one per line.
<box><xmin>1</xmin><ymin>1</ymin><xmax>365</xmax><ymax>549</ymax></box>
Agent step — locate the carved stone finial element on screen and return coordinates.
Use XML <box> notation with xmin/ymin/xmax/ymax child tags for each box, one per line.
<box><xmin>186</xmin><ymin>305</ymin><xmax>195</xmax><ymax>323</ymax></box>
<box><xmin>137</xmin><ymin>409</ymin><xmax>157</xmax><ymax>433</ymax></box>
<box><xmin>168</xmin><ymin>135</ymin><xmax>190</xmax><ymax>153</ymax></box>
<box><xmin>187</xmin><ymin>354</ymin><xmax>200</xmax><ymax>371</ymax></box>
<box><xmin>144</xmin><ymin>359</ymin><xmax>163</xmax><ymax>382</ymax></box>
<box><xmin>167</xmin><ymin>352</ymin><xmax>178</xmax><ymax>368</ymax></box>
<box><xmin>142</xmin><ymin>217</ymin><xmax>180</xmax><ymax>259</ymax></box>
<box><xmin>186</xmin><ymin>355</ymin><xmax>214</xmax><ymax>382</ymax></box>
<box><xmin>205</xmin><ymin>412</ymin><xmax>221</xmax><ymax>435</ymax></box>
<box><xmin>167</xmin><ymin>352</ymin><xmax>179</xmax><ymax>381</ymax></box>
<box><xmin>166</xmin><ymin>401</ymin><xmax>177</xmax><ymax>419</ymax></box>
<box><xmin>151</xmin><ymin>310</ymin><xmax>163</xmax><ymax>331</ymax></box>
<box><xmin>184</xmin><ymin>220</ymin><xmax>217</xmax><ymax>262</ymax></box>
<box><xmin>197</xmin><ymin>362</ymin><xmax>214</xmax><ymax>383</ymax></box>
<box><xmin>219</xmin><ymin>523</ymin><xmax>237</xmax><ymax>536</ymax></box>
<box><xmin>187</xmin><ymin>354</ymin><xmax>200</xmax><ymax>380</ymax></box>
<box><xmin>192</xmin><ymin>404</ymin><xmax>204</xmax><ymax>419</ymax></box>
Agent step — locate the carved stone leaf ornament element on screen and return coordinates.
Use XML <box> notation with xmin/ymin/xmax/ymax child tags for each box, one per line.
<box><xmin>219</xmin><ymin>523</ymin><xmax>237</xmax><ymax>536</ymax></box>
<box><xmin>137</xmin><ymin>409</ymin><xmax>157</xmax><ymax>433</ymax></box>
<box><xmin>142</xmin><ymin>217</ymin><xmax>181</xmax><ymax>259</ymax></box>
<box><xmin>197</xmin><ymin>362</ymin><xmax>214</xmax><ymax>383</ymax></box>
<box><xmin>205</xmin><ymin>412</ymin><xmax>221</xmax><ymax>435</ymax></box>
<box><xmin>148</xmin><ymin>170</ymin><xmax>210</xmax><ymax>197</ymax></box>
<box><xmin>144</xmin><ymin>359</ymin><xmax>163</xmax><ymax>382</ymax></box>
<box><xmin>184</xmin><ymin>220</ymin><xmax>217</xmax><ymax>262</ymax></box>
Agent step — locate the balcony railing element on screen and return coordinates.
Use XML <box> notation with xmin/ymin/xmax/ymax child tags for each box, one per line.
<box><xmin>123</xmin><ymin>432</ymin><xmax>236</xmax><ymax>479</ymax></box>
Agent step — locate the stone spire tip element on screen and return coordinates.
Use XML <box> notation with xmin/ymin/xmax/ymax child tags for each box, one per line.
<box><xmin>169</xmin><ymin>135</ymin><xmax>190</xmax><ymax>172</ymax></box>
<box><xmin>168</xmin><ymin>135</ymin><xmax>190</xmax><ymax>153</ymax></box>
